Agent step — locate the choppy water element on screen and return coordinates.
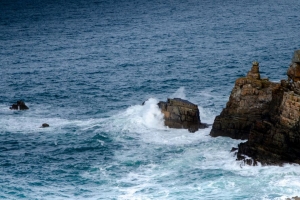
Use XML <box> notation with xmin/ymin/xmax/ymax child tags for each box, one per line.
<box><xmin>1</xmin><ymin>0</ymin><xmax>300</xmax><ymax>199</ymax></box>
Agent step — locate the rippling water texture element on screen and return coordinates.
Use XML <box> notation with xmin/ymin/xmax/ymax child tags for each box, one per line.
<box><xmin>1</xmin><ymin>0</ymin><xmax>300</xmax><ymax>199</ymax></box>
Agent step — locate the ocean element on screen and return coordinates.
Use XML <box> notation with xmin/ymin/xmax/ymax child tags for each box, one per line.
<box><xmin>1</xmin><ymin>0</ymin><xmax>300</xmax><ymax>199</ymax></box>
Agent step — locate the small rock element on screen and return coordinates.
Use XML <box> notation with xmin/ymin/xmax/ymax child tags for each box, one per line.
<box><xmin>41</xmin><ymin>123</ymin><xmax>49</xmax><ymax>128</ymax></box>
<box><xmin>247</xmin><ymin>61</ymin><xmax>261</xmax><ymax>80</ymax></box>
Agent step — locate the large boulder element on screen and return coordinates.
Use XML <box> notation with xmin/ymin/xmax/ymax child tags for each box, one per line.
<box><xmin>158</xmin><ymin>98</ymin><xmax>207</xmax><ymax>132</ymax></box>
<box><xmin>10</xmin><ymin>101</ymin><xmax>29</xmax><ymax>110</ymax></box>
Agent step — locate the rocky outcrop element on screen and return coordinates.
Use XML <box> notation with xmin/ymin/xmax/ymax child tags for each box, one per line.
<box><xmin>210</xmin><ymin>61</ymin><xmax>280</xmax><ymax>139</ymax></box>
<box><xmin>211</xmin><ymin>50</ymin><xmax>300</xmax><ymax>165</ymax></box>
<box><xmin>158</xmin><ymin>98</ymin><xmax>207</xmax><ymax>132</ymax></box>
<box><xmin>10</xmin><ymin>101</ymin><xmax>29</xmax><ymax>110</ymax></box>
<box><xmin>237</xmin><ymin>54</ymin><xmax>300</xmax><ymax>165</ymax></box>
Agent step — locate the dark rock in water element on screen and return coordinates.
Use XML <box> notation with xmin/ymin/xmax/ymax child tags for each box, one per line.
<box><xmin>41</xmin><ymin>123</ymin><xmax>49</xmax><ymax>128</ymax></box>
<box><xmin>212</xmin><ymin>50</ymin><xmax>300</xmax><ymax>165</ymax></box>
<box><xmin>10</xmin><ymin>101</ymin><xmax>29</xmax><ymax>110</ymax></box>
<box><xmin>157</xmin><ymin>98</ymin><xmax>208</xmax><ymax>133</ymax></box>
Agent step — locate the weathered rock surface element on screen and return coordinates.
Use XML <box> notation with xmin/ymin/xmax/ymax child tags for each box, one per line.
<box><xmin>158</xmin><ymin>98</ymin><xmax>207</xmax><ymax>132</ymax></box>
<box><xmin>292</xmin><ymin>49</ymin><xmax>300</xmax><ymax>63</ymax></box>
<box><xmin>10</xmin><ymin>101</ymin><xmax>29</xmax><ymax>110</ymax></box>
<box><xmin>211</xmin><ymin>50</ymin><xmax>300</xmax><ymax>165</ymax></box>
<box><xmin>210</xmin><ymin>61</ymin><xmax>280</xmax><ymax>139</ymax></box>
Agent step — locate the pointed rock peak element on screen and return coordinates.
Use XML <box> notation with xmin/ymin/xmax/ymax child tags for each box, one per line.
<box><xmin>247</xmin><ymin>61</ymin><xmax>260</xmax><ymax>80</ymax></box>
<box><xmin>292</xmin><ymin>50</ymin><xmax>300</xmax><ymax>63</ymax></box>
<box><xmin>287</xmin><ymin>50</ymin><xmax>300</xmax><ymax>84</ymax></box>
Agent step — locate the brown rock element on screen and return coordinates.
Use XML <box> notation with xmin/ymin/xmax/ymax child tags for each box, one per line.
<box><xmin>213</xmin><ymin>50</ymin><xmax>300</xmax><ymax>165</ymax></box>
<box><xmin>158</xmin><ymin>98</ymin><xmax>207</xmax><ymax>132</ymax></box>
<box><xmin>237</xmin><ymin>87</ymin><xmax>300</xmax><ymax>165</ymax></box>
<box><xmin>287</xmin><ymin>62</ymin><xmax>300</xmax><ymax>82</ymax></box>
<box><xmin>210</xmin><ymin>62</ymin><xmax>279</xmax><ymax>139</ymax></box>
<box><xmin>292</xmin><ymin>50</ymin><xmax>300</xmax><ymax>63</ymax></box>
<box><xmin>247</xmin><ymin>61</ymin><xmax>261</xmax><ymax>80</ymax></box>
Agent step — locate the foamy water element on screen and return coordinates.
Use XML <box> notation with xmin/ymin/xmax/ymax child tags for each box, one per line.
<box><xmin>1</xmin><ymin>95</ymin><xmax>300</xmax><ymax>199</ymax></box>
<box><xmin>1</xmin><ymin>0</ymin><xmax>300</xmax><ymax>198</ymax></box>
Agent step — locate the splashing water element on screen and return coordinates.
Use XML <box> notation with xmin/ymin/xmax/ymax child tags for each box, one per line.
<box><xmin>169</xmin><ymin>87</ymin><xmax>187</xmax><ymax>100</ymax></box>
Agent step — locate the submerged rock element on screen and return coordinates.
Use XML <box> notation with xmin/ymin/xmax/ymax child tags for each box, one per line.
<box><xmin>158</xmin><ymin>98</ymin><xmax>207</xmax><ymax>132</ymax></box>
<box><xmin>10</xmin><ymin>101</ymin><xmax>29</xmax><ymax>110</ymax></box>
<box><xmin>211</xmin><ymin>50</ymin><xmax>300</xmax><ymax>165</ymax></box>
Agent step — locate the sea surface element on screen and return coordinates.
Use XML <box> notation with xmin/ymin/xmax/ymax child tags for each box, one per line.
<box><xmin>1</xmin><ymin>0</ymin><xmax>300</xmax><ymax>199</ymax></box>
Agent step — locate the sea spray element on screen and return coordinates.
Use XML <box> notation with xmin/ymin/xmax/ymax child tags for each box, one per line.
<box><xmin>169</xmin><ymin>87</ymin><xmax>187</xmax><ymax>100</ymax></box>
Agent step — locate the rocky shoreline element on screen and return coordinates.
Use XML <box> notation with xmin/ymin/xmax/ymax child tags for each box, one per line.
<box><xmin>211</xmin><ymin>50</ymin><xmax>300</xmax><ymax>165</ymax></box>
<box><xmin>13</xmin><ymin>50</ymin><xmax>298</xmax><ymax>166</ymax></box>
<box><xmin>155</xmin><ymin>50</ymin><xmax>300</xmax><ymax>165</ymax></box>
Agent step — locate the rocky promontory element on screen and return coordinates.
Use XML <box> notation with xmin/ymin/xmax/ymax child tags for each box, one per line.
<box><xmin>210</xmin><ymin>61</ymin><xmax>280</xmax><ymax>140</ymax></box>
<box><xmin>211</xmin><ymin>50</ymin><xmax>300</xmax><ymax>165</ymax></box>
<box><xmin>158</xmin><ymin>98</ymin><xmax>207</xmax><ymax>132</ymax></box>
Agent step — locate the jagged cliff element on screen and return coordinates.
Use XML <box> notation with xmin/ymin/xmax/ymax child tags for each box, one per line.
<box><xmin>211</xmin><ymin>50</ymin><xmax>300</xmax><ymax>165</ymax></box>
<box><xmin>210</xmin><ymin>61</ymin><xmax>280</xmax><ymax>140</ymax></box>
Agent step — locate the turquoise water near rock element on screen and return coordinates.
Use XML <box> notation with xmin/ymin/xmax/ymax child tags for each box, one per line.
<box><xmin>1</xmin><ymin>0</ymin><xmax>300</xmax><ymax>199</ymax></box>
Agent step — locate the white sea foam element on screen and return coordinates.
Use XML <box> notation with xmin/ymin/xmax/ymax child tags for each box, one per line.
<box><xmin>2</xmin><ymin>100</ymin><xmax>300</xmax><ymax>200</ymax></box>
<box><xmin>102</xmin><ymin>101</ymin><xmax>300</xmax><ymax>199</ymax></box>
<box><xmin>101</xmin><ymin>97</ymin><xmax>218</xmax><ymax>146</ymax></box>
<box><xmin>0</xmin><ymin>103</ymin><xmax>100</xmax><ymax>135</ymax></box>
<box><xmin>102</xmin><ymin>98</ymin><xmax>166</xmax><ymax>134</ymax></box>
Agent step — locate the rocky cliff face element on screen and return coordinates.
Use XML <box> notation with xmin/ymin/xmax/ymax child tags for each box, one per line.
<box><xmin>211</xmin><ymin>50</ymin><xmax>300</xmax><ymax>165</ymax></box>
<box><xmin>158</xmin><ymin>98</ymin><xmax>207</xmax><ymax>132</ymax></box>
<box><xmin>210</xmin><ymin>62</ymin><xmax>280</xmax><ymax>139</ymax></box>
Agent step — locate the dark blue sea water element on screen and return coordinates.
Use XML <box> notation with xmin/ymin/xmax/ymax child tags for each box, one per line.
<box><xmin>1</xmin><ymin>0</ymin><xmax>300</xmax><ymax>199</ymax></box>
